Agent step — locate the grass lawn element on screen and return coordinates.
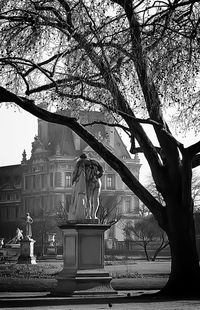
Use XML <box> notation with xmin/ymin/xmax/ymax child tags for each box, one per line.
<box><xmin>0</xmin><ymin>262</ymin><xmax>62</xmax><ymax>279</ymax></box>
<box><xmin>0</xmin><ymin>261</ymin><xmax>169</xmax><ymax>292</ymax></box>
<box><xmin>0</xmin><ymin>260</ymin><xmax>170</xmax><ymax>279</ymax></box>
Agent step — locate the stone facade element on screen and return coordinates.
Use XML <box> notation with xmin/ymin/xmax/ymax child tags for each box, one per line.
<box><xmin>0</xmin><ymin>111</ymin><xmax>141</xmax><ymax>251</ymax></box>
<box><xmin>0</xmin><ymin>165</ymin><xmax>23</xmax><ymax>240</ymax></box>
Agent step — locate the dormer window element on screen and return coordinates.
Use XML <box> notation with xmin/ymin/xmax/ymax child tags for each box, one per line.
<box><xmin>65</xmin><ymin>172</ymin><xmax>72</xmax><ymax>187</ymax></box>
<box><xmin>106</xmin><ymin>174</ymin><xmax>115</xmax><ymax>189</ymax></box>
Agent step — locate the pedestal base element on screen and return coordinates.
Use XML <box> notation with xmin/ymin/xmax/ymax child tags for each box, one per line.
<box><xmin>51</xmin><ymin>269</ymin><xmax>116</xmax><ymax>296</ymax></box>
<box><xmin>51</xmin><ymin>222</ymin><xmax>116</xmax><ymax>296</ymax></box>
<box><xmin>18</xmin><ymin>238</ymin><xmax>36</xmax><ymax>264</ymax></box>
<box><xmin>17</xmin><ymin>255</ymin><xmax>36</xmax><ymax>264</ymax></box>
<box><xmin>46</xmin><ymin>245</ymin><xmax>57</xmax><ymax>258</ymax></box>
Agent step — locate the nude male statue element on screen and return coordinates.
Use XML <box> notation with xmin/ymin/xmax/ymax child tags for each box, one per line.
<box><xmin>70</xmin><ymin>154</ymin><xmax>103</xmax><ymax>220</ymax></box>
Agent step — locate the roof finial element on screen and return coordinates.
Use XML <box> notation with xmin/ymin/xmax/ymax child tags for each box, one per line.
<box><xmin>21</xmin><ymin>150</ymin><xmax>27</xmax><ymax>164</ymax></box>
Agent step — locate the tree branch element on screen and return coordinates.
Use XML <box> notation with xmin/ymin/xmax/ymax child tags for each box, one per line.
<box><xmin>192</xmin><ymin>154</ymin><xmax>200</xmax><ymax>169</ymax></box>
<box><xmin>186</xmin><ymin>141</ymin><xmax>200</xmax><ymax>159</ymax></box>
<box><xmin>27</xmin><ymin>75</ymin><xmax>106</xmax><ymax>95</ymax></box>
<box><xmin>83</xmin><ymin>120</ymin><xmax>130</xmax><ymax>133</ymax></box>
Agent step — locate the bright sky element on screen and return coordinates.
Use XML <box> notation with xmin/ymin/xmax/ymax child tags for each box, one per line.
<box><xmin>0</xmin><ymin>105</ymin><xmax>37</xmax><ymax>167</ymax></box>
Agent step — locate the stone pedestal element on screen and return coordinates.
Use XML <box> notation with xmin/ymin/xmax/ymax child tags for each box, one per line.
<box><xmin>4</xmin><ymin>243</ymin><xmax>20</xmax><ymax>262</ymax></box>
<box><xmin>51</xmin><ymin>221</ymin><xmax>116</xmax><ymax>296</ymax></box>
<box><xmin>18</xmin><ymin>238</ymin><xmax>36</xmax><ymax>264</ymax></box>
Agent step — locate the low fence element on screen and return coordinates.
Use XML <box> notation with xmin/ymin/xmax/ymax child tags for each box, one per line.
<box><xmin>105</xmin><ymin>240</ymin><xmax>171</xmax><ymax>259</ymax></box>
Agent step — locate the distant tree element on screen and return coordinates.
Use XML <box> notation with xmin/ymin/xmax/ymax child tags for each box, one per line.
<box><xmin>98</xmin><ymin>196</ymin><xmax>123</xmax><ymax>226</ymax></box>
<box><xmin>124</xmin><ymin>215</ymin><xmax>169</xmax><ymax>261</ymax></box>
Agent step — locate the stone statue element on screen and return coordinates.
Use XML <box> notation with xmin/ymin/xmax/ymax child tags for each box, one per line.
<box><xmin>0</xmin><ymin>238</ymin><xmax>4</xmax><ymax>248</ymax></box>
<box><xmin>25</xmin><ymin>213</ymin><xmax>33</xmax><ymax>239</ymax></box>
<box><xmin>16</xmin><ymin>228</ymin><xmax>23</xmax><ymax>241</ymax></box>
<box><xmin>69</xmin><ymin>154</ymin><xmax>103</xmax><ymax>221</ymax></box>
<box><xmin>7</xmin><ymin>228</ymin><xmax>23</xmax><ymax>244</ymax></box>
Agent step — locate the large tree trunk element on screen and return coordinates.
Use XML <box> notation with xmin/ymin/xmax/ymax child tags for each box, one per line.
<box><xmin>160</xmin><ymin>206</ymin><xmax>200</xmax><ymax>297</ymax></box>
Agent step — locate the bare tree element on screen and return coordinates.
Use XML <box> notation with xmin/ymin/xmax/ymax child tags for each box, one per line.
<box><xmin>98</xmin><ymin>196</ymin><xmax>123</xmax><ymax>226</ymax></box>
<box><xmin>0</xmin><ymin>0</ymin><xmax>200</xmax><ymax>296</ymax></box>
<box><xmin>124</xmin><ymin>215</ymin><xmax>169</xmax><ymax>261</ymax></box>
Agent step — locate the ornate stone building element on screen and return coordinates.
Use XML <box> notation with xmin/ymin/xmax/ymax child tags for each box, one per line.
<box><xmin>0</xmin><ymin>111</ymin><xmax>141</xmax><ymax>251</ymax></box>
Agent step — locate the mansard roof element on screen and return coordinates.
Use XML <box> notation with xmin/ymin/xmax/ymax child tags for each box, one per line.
<box><xmin>37</xmin><ymin>109</ymin><xmax>132</xmax><ymax>160</ymax></box>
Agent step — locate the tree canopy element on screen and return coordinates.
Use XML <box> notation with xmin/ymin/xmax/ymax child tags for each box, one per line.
<box><xmin>0</xmin><ymin>0</ymin><xmax>199</xmax><ymax>118</ymax></box>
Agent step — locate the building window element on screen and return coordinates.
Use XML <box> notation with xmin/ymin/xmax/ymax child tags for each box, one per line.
<box><xmin>25</xmin><ymin>176</ymin><xmax>32</xmax><ymax>190</ymax></box>
<box><xmin>50</xmin><ymin>173</ymin><xmax>54</xmax><ymax>187</ymax></box>
<box><xmin>32</xmin><ymin>175</ymin><xmax>36</xmax><ymax>189</ymax></box>
<box><xmin>0</xmin><ymin>208</ymin><xmax>4</xmax><ymax>220</ymax></box>
<box><xmin>35</xmin><ymin>175</ymin><xmax>41</xmax><ymax>189</ymax></box>
<box><xmin>6</xmin><ymin>208</ymin><xmax>9</xmax><ymax>220</ymax></box>
<box><xmin>0</xmin><ymin>192</ymin><xmax>20</xmax><ymax>202</ymax></box>
<box><xmin>9</xmin><ymin>192</ymin><xmax>19</xmax><ymax>201</ymax></box>
<box><xmin>14</xmin><ymin>175</ymin><xmax>21</xmax><ymax>187</ymax></box>
<box><xmin>124</xmin><ymin>196</ymin><xmax>131</xmax><ymax>213</ymax></box>
<box><xmin>2</xmin><ymin>208</ymin><xmax>7</xmax><ymax>220</ymax></box>
<box><xmin>49</xmin><ymin>195</ymin><xmax>54</xmax><ymax>210</ymax></box>
<box><xmin>65</xmin><ymin>173</ymin><xmax>72</xmax><ymax>187</ymax></box>
<box><xmin>15</xmin><ymin>207</ymin><xmax>19</xmax><ymax>219</ymax></box>
<box><xmin>106</xmin><ymin>174</ymin><xmax>115</xmax><ymax>189</ymax></box>
<box><xmin>33</xmin><ymin>197</ymin><xmax>39</xmax><ymax>216</ymax></box>
<box><xmin>55</xmin><ymin>172</ymin><xmax>62</xmax><ymax>187</ymax></box>
<box><xmin>41</xmin><ymin>174</ymin><xmax>45</xmax><ymax>188</ymax></box>
<box><xmin>24</xmin><ymin>198</ymin><xmax>27</xmax><ymax>214</ymax></box>
<box><xmin>41</xmin><ymin>174</ymin><xmax>47</xmax><ymax>189</ymax></box>
<box><xmin>0</xmin><ymin>192</ymin><xmax>6</xmax><ymax>201</ymax></box>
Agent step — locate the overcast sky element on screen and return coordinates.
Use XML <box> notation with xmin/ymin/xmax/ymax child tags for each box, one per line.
<box><xmin>0</xmin><ymin>105</ymin><xmax>37</xmax><ymax>166</ymax></box>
